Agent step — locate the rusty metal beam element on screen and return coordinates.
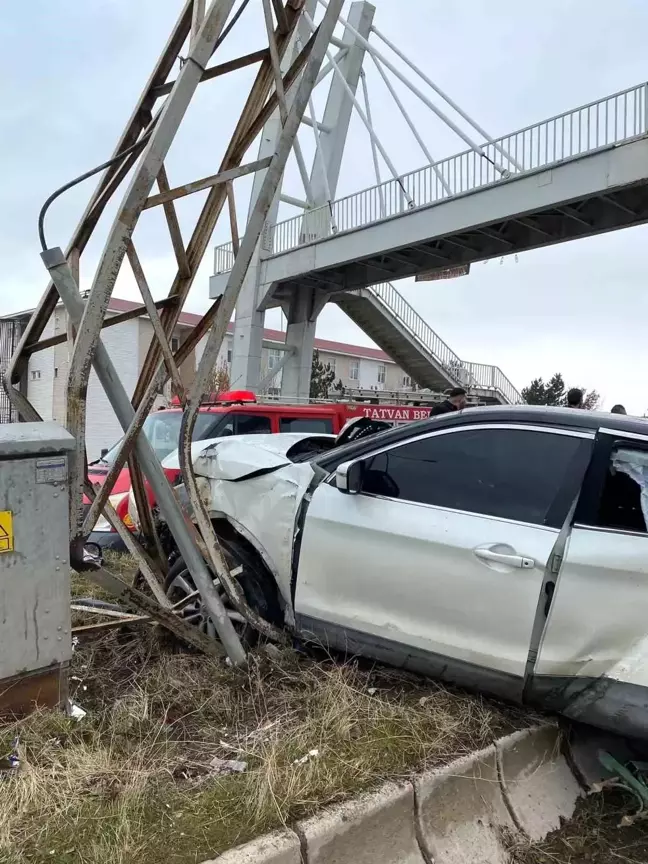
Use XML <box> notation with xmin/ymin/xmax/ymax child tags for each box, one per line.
<box><xmin>272</xmin><ymin>0</ymin><xmax>290</xmax><ymax>33</ymax></box>
<box><xmin>226</xmin><ymin>181</ymin><xmax>240</xmax><ymax>256</ymax></box>
<box><xmin>126</xmin><ymin>243</ymin><xmax>185</xmax><ymax>399</ymax></box>
<box><xmin>152</xmin><ymin>49</ymin><xmax>268</xmax><ymax>99</ymax></box>
<box><xmin>133</xmin><ymin>1</ymin><xmax>308</xmax><ymax>408</ymax></box>
<box><xmin>23</xmin><ymin>297</ymin><xmax>177</xmax><ymax>355</ymax></box>
<box><xmin>82</xmin><ymin>565</ymin><xmax>224</xmax><ymax>656</ymax></box>
<box><xmin>157</xmin><ymin>165</ymin><xmax>191</xmax><ymax>278</ymax></box>
<box><xmin>143</xmin><ymin>157</ymin><xmax>272</xmax><ymax>210</ymax></box>
<box><xmin>176</xmin><ymin>0</ymin><xmax>343</xmax><ymax>646</ymax></box>
<box><xmin>191</xmin><ymin>0</ymin><xmax>206</xmax><ymax>45</ymax></box>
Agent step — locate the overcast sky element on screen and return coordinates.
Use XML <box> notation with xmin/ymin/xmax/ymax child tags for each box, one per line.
<box><xmin>3</xmin><ymin>1</ymin><xmax>648</xmax><ymax>412</ymax></box>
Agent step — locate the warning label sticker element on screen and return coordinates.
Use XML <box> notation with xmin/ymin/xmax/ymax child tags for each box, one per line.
<box><xmin>0</xmin><ymin>511</ymin><xmax>14</xmax><ymax>554</ymax></box>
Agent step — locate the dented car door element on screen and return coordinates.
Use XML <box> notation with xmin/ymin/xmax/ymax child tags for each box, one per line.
<box><xmin>295</xmin><ymin>423</ymin><xmax>593</xmax><ymax>701</ymax></box>
<box><xmin>531</xmin><ymin>428</ymin><xmax>648</xmax><ymax>737</ymax></box>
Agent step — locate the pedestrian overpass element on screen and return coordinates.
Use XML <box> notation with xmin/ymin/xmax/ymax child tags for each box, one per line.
<box><xmin>213</xmin><ymin>80</ymin><xmax>648</xmax><ymax>403</ymax></box>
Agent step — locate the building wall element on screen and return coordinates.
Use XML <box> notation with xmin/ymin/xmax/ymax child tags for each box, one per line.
<box><xmin>26</xmin><ymin>317</ymin><xmax>55</xmax><ymax>421</ymax></box>
<box><xmin>83</xmin><ymin>317</ymin><xmax>141</xmax><ymax>461</ymax></box>
<box><xmin>52</xmin><ymin>310</ymin><xmax>70</xmax><ymax>425</ymax></box>
<box><xmin>138</xmin><ymin>319</ymin><xmax>197</xmax><ymax>402</ymax></box>
<box><xmin>195</xmin><ymin>331</ymin><xmax>231</xmax><ymax>389</ymax></box>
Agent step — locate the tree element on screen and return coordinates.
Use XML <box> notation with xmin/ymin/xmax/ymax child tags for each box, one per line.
<box><xmin>581</xmin><ymin>389</ymin><xmax>601</xmax><ymax>411</ymax></box>
<box><xmin>209</xmin><ymin>361</ymin><xmax>230</xmax><ymax>395</ymax></box>
<box><xmin>521</xmin><ymin>372</ymin><xmax>599</xmax><ymax>410</ymax></box>
<box><xmin>310</xmin><ymin>350</ymin><xmax>336</xmax><ymax>399</ymax></box>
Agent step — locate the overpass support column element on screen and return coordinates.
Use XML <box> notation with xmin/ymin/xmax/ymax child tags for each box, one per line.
<box><xmin>280</xmin><ymin>287</ymin><xmax>327</xmax><ymax>400</ymax></box>
<box><xmin>229</xmin><ymin>2</ymin><xmax>317</xmax><ymax>392</ymax></box>
<box><xmin>281</xmin><ymin>1</ymin><xmax>375</xmax><ymax>400</ymax></box>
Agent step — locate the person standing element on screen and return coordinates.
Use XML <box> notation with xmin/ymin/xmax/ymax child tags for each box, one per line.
<box><xmin>566</xmin><ymin>388</ymin><xmax>584</xmax><ymax>409</ymax></box>
<box><xmin>430</xmin><ymin>387</ymin><xmax>467</xmax><ymax>416</ymax></box>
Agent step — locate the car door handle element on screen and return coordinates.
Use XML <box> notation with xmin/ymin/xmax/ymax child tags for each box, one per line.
<box><xmin>474</xmin><ymin>548</ymin><xmax>535</xmax><ymax>569</ymax></box>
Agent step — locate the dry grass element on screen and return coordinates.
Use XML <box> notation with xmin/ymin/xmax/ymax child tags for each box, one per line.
<box><xmin>70</xmin><ymin>551</ymin><xmax>138</xmax><ymax>601</ymax></box>
<box><xmin>70</xmin><ymin>551</ymin><xmax>140</xmax><ymax>628</ymax></box>
<box><xmin>507</xmin><ymin>792</ymin><xmax>648</xmax><ymax>864</ymax></box>
<box><xmin>0</xmin><ymin>624</ymin><xmax>531</xmax><ymax>864</ymax></box>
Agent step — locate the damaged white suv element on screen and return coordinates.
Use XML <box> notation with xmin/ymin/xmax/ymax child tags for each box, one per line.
<box><xmin>158</xmin><ymin>406</ymin><xmax>648</xmax><ymax>740</ymax></box>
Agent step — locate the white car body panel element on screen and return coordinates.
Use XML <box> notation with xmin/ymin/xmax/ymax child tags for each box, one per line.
<box><xmin>201</xmin><ymin>463</ymin><xmax>314</xmax><ymax>618</ymax></box>
<box><xmin>536</xmin><ymin>525</ymin><xmax>648</xmax><ymax>682</ymax></box>
<box><xmin>152</xmin><ymin>413</ymin><xmax>648</xmax><ymax>738</ymax></box>
<box><xmin>295</xmin><ymin>481</ymin><xmax>559</xmax><ymax>679</ymax></box>
<box><xmin>178</xmin><ymin>434</ymin><xmax>325</xmax><ymax>616</ymax></box>
<box><xmin>162</xmin><ymin>432</ymin><xmax>332</xmax><ymax>477</ymax></box>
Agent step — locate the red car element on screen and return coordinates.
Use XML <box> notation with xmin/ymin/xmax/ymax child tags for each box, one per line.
<box><xmin>85</xmin><ymin>391</ymin><xmax>436</xmax><ymax>548</ymax></box>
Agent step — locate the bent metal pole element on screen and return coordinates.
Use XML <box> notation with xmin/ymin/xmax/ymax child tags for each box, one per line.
<box><xmin>178</xmin><ymin>0</ymin><xmax>345</xmax><ymax>641</ymax></box>
<box><xmin>41</xmin><ymin>246</ymin><xmax>247</xmax><ymax>665</ymax></box>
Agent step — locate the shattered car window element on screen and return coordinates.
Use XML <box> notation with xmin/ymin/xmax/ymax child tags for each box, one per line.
<box><xmin>610</xmin><ymin>448</ymin><xmax>648</xmax><ymax>529</ymax></box>
<box><xmin>596</xmin><ymin>447</ymin><xmax>648</xmax><ymax>533</ymax></box>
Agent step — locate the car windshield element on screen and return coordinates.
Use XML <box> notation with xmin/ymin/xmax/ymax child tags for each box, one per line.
<box><xmin>97</xmin><ymin>412</ymin><xmax>220</xmax><ymax>466</ymax></box>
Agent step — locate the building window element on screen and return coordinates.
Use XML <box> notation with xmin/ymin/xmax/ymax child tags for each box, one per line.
<box><xmin>377</xmin><ymin>364</ymin><xmax>386</xmax><ymax>384</ymax></box>
<box><xmin>268</xmin><ymin>349</ymin><xmax>282</xmax><ymax>370</ymax></box>
<box><xmin>171</xmin><ymin>336</ymin><xmax>180</xmax><ymax>353</ymax></box>
<box><xmin>31</xmin><ymin>370</ymin><xmax>41</xmax><ymax>381</ymax></box>
<box><xmin>402</xmin><ymin>375</ymin><xmax>411</xmax><ymax>388</ymax></box>
<box><xmin>54</xmin><ymin>368</ymin><xmax>58</xmax><ymax>378</ymax></box>
<box><xmin>349</xmin><ymin>360</ymin><xmax>359</xmax><ymax>381</ymax></box>
<box><xmin>227</xmin><ymin>349</ymin><xmax>232</xmax><ymax>364</ymax></box>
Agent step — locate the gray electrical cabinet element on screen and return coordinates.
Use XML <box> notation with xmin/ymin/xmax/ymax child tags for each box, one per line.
<box><xmin>0</xmin><ymin>422</ymin><xmax>75</xmax><ymax>715</ymax></box>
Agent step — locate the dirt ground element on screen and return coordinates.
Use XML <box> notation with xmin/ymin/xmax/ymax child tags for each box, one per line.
<box><xmin>508</xmin><ymin>790</ymin><xmax>648</xmax><ymax>863</ymax></box>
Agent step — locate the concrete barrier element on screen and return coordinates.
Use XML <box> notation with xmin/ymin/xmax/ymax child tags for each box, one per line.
<box><xmin>201</xmin><ymin>829</ymin><xmax>302</xmax><ymax>864</ymax></box>
<box><xmin>200</xmin><ymin>725</ymin><xmax>583</xmax><ymax>864</ymax></box>
<box><xmin>296</xmin><ymin>782</ymin><xmax>424</xmax><ymax>864</ymax></box>
<box><xmin>415</xmin><ymin>744</ymin><xmax>514</xmax><ymax>864</ymax></box>
<box><xmin>497</xmin><ymin>725</ymin><xmax>581</xmax><ymax>841</ymax></box>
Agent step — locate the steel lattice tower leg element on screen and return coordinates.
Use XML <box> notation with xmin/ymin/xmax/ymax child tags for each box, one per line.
<box><xmin>4</xmin><ymin>0</ymin><xmax>344</xmax><ymax>662</ymax></box>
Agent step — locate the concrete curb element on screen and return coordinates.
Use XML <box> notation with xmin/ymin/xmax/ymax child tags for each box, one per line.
<box><xmin>496</xmin><ymin>726</ymin><xmax>581</xmax><ymax>841</ymax></box>
<box><xmin>296</xmin><ymin>781</ymin><xmax>424</xmax><ymax>864</ymax></box>
<box><xmin>200</xmin><ymin>725</ymin><xmax>581</xmax><ymax>864</ymax></box>
<box><xmin>201</xmin><ymin>830</ymin><xmax>301</xmax><ymax>864</ymax></box>
<box><xmin>415</xmin><ymin>743</ymin><xmax>514</xmax><ymax>864</ymax></box>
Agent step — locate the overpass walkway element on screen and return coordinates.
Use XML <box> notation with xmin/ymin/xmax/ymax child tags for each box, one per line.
<box><xmin>213</xmin><ymin>81</ymin><xmax>648</xmax><ymax>403</ymax></box>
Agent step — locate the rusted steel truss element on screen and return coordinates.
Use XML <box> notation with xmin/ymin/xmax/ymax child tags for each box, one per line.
<box><xmin>4</xmin><ymin>0</ymin><xmax>343</xmax><ymax>662</ymax></box>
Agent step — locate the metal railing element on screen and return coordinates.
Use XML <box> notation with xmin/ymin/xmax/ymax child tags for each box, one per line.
<box><xmin>462</xmin><ymin>361</ymin><xmax>523</xmax><ymax>406</ymax></box>
<box><xmin>362</xmin><ymin>283</ymin><xmax>467</xmax><ymax>385</ymax></box>
<box><xmin>260</xmin><ymin>81</ymin><xmax>648</xmax><ymax>256</ymax></box>
<box><xmin>363</xmin><ymin>284</ymin><xmax>523</xmax><ymax>405</ymax></box>
<box><xmin>214</xmin><ymin>241</ymin><xmax>235</xmax><ymax>274</ymax></box>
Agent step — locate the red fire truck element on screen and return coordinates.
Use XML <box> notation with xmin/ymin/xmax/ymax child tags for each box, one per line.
<box><xmin>85</xmin><ymin>389</ymin><xmax>450</xmax><ymax>547</ymax></box>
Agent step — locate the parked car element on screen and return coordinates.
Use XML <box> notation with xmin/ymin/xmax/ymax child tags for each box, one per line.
<box><xmin>163</xmin><ymin>405</ymin><xmax>648</xmax><ymax>740</ymax></box>
<box><xmin>85</xmin><ymin>390</ymin><xmax>440</xmax><ymax>548</ymax></box>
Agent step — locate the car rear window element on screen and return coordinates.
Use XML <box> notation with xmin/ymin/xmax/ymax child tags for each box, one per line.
<box><xmin>279</xmin><ymin>417</ymin><xmax>333</xmax><ymax>434</ymax></box>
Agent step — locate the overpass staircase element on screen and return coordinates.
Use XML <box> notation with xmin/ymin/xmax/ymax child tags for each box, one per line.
<box><xmin>333</xmin><ymin>282</ymin><xmax>521</xmax><ymax>404</ymax></box>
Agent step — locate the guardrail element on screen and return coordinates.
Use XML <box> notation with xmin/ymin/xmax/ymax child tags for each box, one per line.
<box><xmin>260</xmin><ymin>81</ymin><xmax>648</xmax><ymax>256</ymax></box>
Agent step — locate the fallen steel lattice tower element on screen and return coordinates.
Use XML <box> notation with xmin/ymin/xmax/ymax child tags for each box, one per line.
<box><xmin>3</xmin><ymin>0</ymin><xmax>344</xmax><ymax>663</ymax></box>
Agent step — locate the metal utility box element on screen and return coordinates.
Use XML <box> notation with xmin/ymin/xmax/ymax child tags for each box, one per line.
<box><xmin>0</xmin><ymin>422</ymin><xmax>75</xmax><ymax>715</ymax></box>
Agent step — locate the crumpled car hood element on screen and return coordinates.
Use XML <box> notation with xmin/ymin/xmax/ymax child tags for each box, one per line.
<box><xmin>162</xmin><ymin>433</ymin><xmax>332</xmax><ymax>480</ymax></box>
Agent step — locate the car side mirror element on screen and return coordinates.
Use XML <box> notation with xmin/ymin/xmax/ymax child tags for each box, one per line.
<box><xmin>336</xmin><ymin>460</ymin><xmax>364</xmax><ymax>494</ymax></box>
